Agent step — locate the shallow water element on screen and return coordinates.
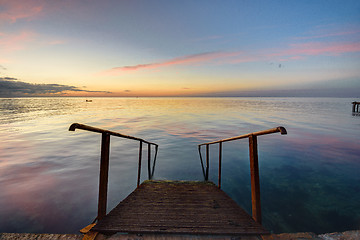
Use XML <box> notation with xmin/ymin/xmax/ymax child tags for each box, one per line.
<box><xmin>0</xmin><ymin>97</ymin><xmax>359</xmax><ymax>234</ymax></box>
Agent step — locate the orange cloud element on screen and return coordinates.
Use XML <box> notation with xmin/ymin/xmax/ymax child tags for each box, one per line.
<box><xmin>0</xmin><ymin>1</ymin><xmax>43</xmax><ymax>23</ymax></box>
<box><xmin>102</xmin><ymin>51</ymin><xmax>243</xmax><ymax>75</ymax></box>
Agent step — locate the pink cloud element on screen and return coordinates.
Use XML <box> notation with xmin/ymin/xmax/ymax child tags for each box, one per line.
<box><xmin>103</xmin><ymin>51</ymin><xmax>243</xmax><ymax>75</ymax></box>
<box><xmin>0</xmin><ymin>31</ymin><xmax>36</xmax><ymax>51</ymax></box>
<box><xmin>0</xmin><ymin>31</ymin><xmax>67</xmax><ymax>53</ymax></box>
<box><xmin>101</xmin><ymin>27</ymin><xmax>360</xmax><ymax>76</ymax></box>
<box><xmin>260</xmin><ymin>41</ymin><xmax>360</xmax><ymax>63</ymax></box>
<box><xmin>0</xmin><ymin>58</ymin><xmax>10</xmax><ymax>64</ymax></box>
<box><xmin>0</xmin><ymin>1</ymin><xmax>44</xmax><ymax>23</ymax></box>
<box><xmin>105</xmin><ymin>41</ymin><xmax>360</xmax><ymax>75</ymax></box>
<box><xmin>283</xmin><ymin>41</ymin><xmax>360</xmax><ymax>56</ymax></box>
<box><xmin>284</xmin><ymin>25</ymin><xmax>360</xmax><ymax>59</ymax></box>
<box><xmin>294</xmin><ymin>30</ymin><xmax>360</xmax><ymax>40</ymax></box>
<box><xmin>293</xmin><ymin>23</ymin><xmax>360</xmax><ymax>41</ymax></box>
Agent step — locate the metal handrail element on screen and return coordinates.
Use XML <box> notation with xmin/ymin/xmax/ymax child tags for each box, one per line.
<box><xmin>198</xmin><ymin>126</ymin><xmax>287</xmax><ymax>224</ymax></box>
<box><xmin>69</xmin><ymin>123</ymin><xmax>159</xmax><ymax>221</ymax></box>
<box><xmin>69</xmin><ymin>123</ymin><xmax>158</xmax><ymax>146</ymax></box>
<box><xmin>199</xmin><ymin>126</ymin><xmax>287</xmax><ymax>146</ymax></box>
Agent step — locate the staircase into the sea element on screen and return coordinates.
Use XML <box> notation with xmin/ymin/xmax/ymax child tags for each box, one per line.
<box><xmin>69</xmin><ymin>123</ymin><xmax>287</xmax><ymax>239</ymax></box>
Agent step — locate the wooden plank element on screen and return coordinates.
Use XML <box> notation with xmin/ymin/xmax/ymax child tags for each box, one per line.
<box><xmin>93</xmin><ymin>180</ymin><xmax>269</xmax><ymax>236</ymax></box>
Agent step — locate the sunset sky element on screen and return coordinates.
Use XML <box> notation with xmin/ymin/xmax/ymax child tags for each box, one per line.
<box><xmin>1</xmin><ymin>0</ymin><xmax>360</xmax><ymax>97</ymax></box>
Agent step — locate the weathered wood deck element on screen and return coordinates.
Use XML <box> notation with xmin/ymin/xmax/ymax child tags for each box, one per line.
<box><xmin>92</xmin><ymin>180</ymin><xmax>269</xmax><ymax>237</ymax></box>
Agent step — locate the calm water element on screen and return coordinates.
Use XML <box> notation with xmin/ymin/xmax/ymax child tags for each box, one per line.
<box><xmin>0</xmin><ymin>97</ymin><xmax>359</xmax><ymax>234</ymax></box>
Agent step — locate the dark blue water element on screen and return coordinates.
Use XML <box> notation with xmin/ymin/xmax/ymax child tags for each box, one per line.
<box><xmin>0</xmin><ymin>97</ymin><xmax>359</xmax><ymax>233</ymax></box>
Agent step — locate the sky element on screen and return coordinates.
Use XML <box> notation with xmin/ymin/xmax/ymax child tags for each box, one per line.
<box><xmin>0</xmin><ymin>0</ymin><xmax>360</xmax><ymax>97</ymax></box>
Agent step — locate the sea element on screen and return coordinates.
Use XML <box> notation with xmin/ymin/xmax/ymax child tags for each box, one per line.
<box><xmin>0</xmin><ymin>97</ymin><xmax>359</xmax><ymax>234</ymax></box>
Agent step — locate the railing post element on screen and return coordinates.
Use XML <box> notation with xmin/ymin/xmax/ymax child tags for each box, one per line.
<box><xmin>151</xmin><ymin>145</ymin><xmax>158</xmax><ymax>179</ymax></box>
<box><xmin>205</xmin><ymin>144</ymin><xmax>209</xmax><ymax>181</ymax></box>
<box><xmin>218</xmin><ymin>142</ymin><xmax>222</xmax><ymax>188</ymax></box>
<box><xmin>249</xmin><ymin>134</ymin><xmax>261</xmax><ymax>224</ymax></box>
<box><xmin>137</xmin><ymin>141</ymin><xmax>143</xmax><ymax>187</ymax></box>
<box><xmin>68</xmin><ymin>123</ymin><xmax>159</xmax><ymax>222</ymax></box>
<box><xmin>148</xmin><ymin>143</ymin><xmax>151</xmax><ymax>180</ymax></box>
<box><xmin>98</xmin><ymin>133</ymin><xmax>110</xmax><ymax>220</ymax></box>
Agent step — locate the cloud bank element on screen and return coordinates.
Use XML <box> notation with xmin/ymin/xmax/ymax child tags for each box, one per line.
<box><xmin>0</xmin><ymin>77</ymin><xmax>111</xmax><ymax>97</ymax></box>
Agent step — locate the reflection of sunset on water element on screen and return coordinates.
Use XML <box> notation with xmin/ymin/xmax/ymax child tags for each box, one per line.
<box><xmin>0</xmin><ymin>97</ymin><xmax>359</xmax><ymax>233</ymax></box>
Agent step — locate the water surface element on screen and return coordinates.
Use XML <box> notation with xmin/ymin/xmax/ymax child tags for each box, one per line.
<box><xmin>0</xmin><ymin>97</ymin><xmax>359</xmax><ymax>233</ymax></box>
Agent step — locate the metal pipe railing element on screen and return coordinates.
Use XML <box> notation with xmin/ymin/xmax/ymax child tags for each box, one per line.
<box><xmin>69</xmin><ymin>123</ymin><xmax>158</xmax><ymax>145</ymax></box>
<box><xmin>198</xmin><ymin>126</ymin><xmax>287</xmax><ymax>224</ymax></box>
<box><xmin>69</xmin><ymin>123</ymin><xmax>158</xmax><ymax>221</ymax></box>
<box><xmin>199</xmin><ymin>126</ymin><xmax>287</xmax><ymax>146</ymax></box>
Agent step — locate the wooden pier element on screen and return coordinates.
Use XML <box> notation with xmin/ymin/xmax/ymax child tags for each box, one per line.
<box><xmin>352</xmin><ymin>101</ymin><xmax>360</xmax><ymax>113</ymax></box>
<box><xmin>69</xmin><ymin>124</ymin><xmax>287</xmax><ymax>239</ymax></box>
<box><xmin>92</xmin><ymin>180</ymin><xmax>268</xmax><ymax>237</ymax></box>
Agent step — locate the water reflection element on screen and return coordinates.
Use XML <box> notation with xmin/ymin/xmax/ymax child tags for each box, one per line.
<box><xmin>0</xmin><ymin>97</ymin><xmax>359</xmax><ymax>234</ymax></box>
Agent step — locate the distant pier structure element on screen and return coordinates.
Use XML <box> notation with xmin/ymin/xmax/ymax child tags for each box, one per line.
<box><xmin>352</xmin><ymin>101</ymin><xmax>360</xmax><ymax>113</ymax></box>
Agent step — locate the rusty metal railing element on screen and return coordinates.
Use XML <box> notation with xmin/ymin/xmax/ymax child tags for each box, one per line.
<box><xmin>69</xmin><ymin>123</ymin><xmax>158</xmax><ymax>221</ymax></box>
<box><xmin>198</xmin><ymin>126</ymin><xmax>287</xmax><ymax>224</ymax></box>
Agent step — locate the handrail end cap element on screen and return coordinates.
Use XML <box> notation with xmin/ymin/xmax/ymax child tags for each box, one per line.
<box><xmin>278</xmin><ymin>126</ymin><xmax>287</xmax><ymax>135</ymax></box>
<box><xmin>69</xmin><ymin>123</ymin><xmax>79</xmax><ymax>131</ymax></box>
